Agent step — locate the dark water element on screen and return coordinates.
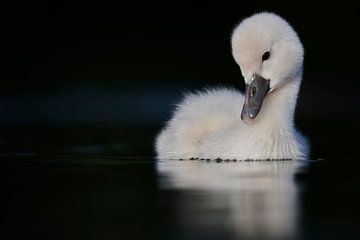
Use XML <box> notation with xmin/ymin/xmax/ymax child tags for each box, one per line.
<box><xmin>0</xmin><ymin>128</ymin><xmax>360</xmax><ymax>240</ymax></box>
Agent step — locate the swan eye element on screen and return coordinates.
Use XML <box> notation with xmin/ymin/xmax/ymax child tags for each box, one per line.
<box><xmin>262</xmin><ymin>51</ymin><xmax>270</xmax><ymax>61</ymax></box>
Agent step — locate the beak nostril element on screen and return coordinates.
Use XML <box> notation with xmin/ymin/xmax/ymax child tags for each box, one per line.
<box><xmin>250</xmin><ymin>87</ymin><xmax>257</xmax><ymax>97</ymax></box>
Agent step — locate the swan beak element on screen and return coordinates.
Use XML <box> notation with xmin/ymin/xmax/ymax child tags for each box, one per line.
<box><xmin>241</xmin><ymin>74</ymin><xmax>270</xmax><ymax>123</ymax></box>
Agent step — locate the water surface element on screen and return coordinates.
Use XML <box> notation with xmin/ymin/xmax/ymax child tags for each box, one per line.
<box><xmin>1</xmin><ymin>155</ymin><xmax>359</xmax><ymax>240</ymax></box>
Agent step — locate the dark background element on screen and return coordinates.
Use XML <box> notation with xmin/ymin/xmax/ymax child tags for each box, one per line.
<box><xmin>2</xmin><ymin>2</ymin><xmax>360</xmax><ymax>239</ymax></box>
<box><xmin>3</xmin><ymin>0</ymin><xmax>360</xmax><ymax>159</ymax></box>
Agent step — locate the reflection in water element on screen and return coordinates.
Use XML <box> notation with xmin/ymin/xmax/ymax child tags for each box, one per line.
<box><xmin>157</xmin><ymin>160</ymin><xmax>306</xmax><ymax>240</ymax></box>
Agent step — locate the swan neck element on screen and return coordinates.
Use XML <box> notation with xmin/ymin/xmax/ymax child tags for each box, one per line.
<box><xmin>260</xmin><ymin>76</ymin><xmax>302</xmax><ymax>127</ymax></box>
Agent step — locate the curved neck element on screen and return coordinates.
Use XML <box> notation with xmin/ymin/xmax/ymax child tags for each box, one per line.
<box><xmin>256</xmin><ymin>75</ymin><xmax>302</xmax><ymax>128</ymax></box>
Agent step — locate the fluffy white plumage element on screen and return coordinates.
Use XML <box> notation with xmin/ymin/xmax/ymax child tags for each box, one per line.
<box><xmin>155</xmin><ymin>12</ymin><xmax>310</xmax><ymax>160</ymax></box>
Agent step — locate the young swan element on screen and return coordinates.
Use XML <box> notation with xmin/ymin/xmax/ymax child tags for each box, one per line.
<box><xmin>155</xmin><ymin>12</ymin><xmax>310</xmax><ymax>160</ymax></box>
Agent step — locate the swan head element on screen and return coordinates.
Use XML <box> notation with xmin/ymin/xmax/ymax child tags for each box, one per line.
<box><xmin>231</xmin><ymin>12</ymin><xmax>304</xmax><ymax>123</ymax></box>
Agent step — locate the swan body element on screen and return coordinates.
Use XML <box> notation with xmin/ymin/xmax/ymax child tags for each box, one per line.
<box><xmin>155</xmin><ymin>12</ymin><xmax>310</xmax><ymax>160</ymax></box>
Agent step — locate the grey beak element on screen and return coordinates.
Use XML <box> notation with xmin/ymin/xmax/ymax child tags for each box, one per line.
<box><xmin>241</xmin><ymin>74</ymin><xmax>270</xmax><ymax>123</ymax></box>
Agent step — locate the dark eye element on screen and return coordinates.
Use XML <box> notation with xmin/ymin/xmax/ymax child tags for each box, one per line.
<box><xmin>262</xmin><ymin>51</ymin><xmax>270</xmax><ymax>61</ymax></box>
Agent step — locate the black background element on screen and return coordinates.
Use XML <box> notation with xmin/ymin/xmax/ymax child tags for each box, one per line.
<box><xmin>2</xmin><ymin>2</ymin><xmax>360</xmax><ymax>239</ymax></box>
<box><xmin>3</xmin><ymin>0</ymin><xmax>360</xmax><ymax>158</ymax></box>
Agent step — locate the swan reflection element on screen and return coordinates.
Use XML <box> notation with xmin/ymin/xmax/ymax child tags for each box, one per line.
<box><xmin>157</xmin><ymin>160</ymin><xmax>306</xmax><ymax>240</ymax></box>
